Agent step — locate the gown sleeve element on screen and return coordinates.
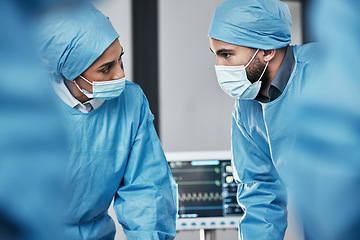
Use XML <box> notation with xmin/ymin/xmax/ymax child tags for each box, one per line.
<box><xmin>113</xmin><ymin>92</ymin><xmax>177</xmax><ymax>240</ymax></box>
<box><xmin>231</xmin><ymin>103</ymin><xmax>288</xmax><ymax>240</ymax></box>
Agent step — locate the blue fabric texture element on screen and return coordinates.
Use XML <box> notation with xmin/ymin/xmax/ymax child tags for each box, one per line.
<box><xmin>0</xmin><ymin>1</ymin><xmax>68</xmax><ymax>239</ymax></box>
<box><xmin>231</xmin><ymin>44</ymin><xmax>318</xmax><ymax>239</ymax></box>
<box><xmin>60</xmin><ymin>81</ymin><xmax>177</xmax><ymax>239</ymax></box>
<box><xmin>287</xmin><ymin>0</ymin><xmax>360</xmax><ymax>239</ymax></box>
<box><xmin>36</xmin><ymin>4</ymin><xmax>119</xmax><ymax>80</ymax></box>
<box><xmin>209</xmin><ymin>0</ymin><xmax>292</xmax><ymax>50</ymax></box>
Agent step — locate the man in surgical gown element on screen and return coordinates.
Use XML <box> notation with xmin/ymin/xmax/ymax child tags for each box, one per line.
<box><xmin>36</xmin><ymin>4</ymin><xmax>177</xmax><ymax>240</ymax></box>
<box><xmin>208</xmin><ymin>0</ymin><xmax>317</xmax><ymax>239</ymax></box>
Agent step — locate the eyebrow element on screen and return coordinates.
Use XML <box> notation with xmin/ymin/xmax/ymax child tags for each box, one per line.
<box><xmin>209</xmin><ymin>47</ymin><xmax>235</xmax><ymax>55</ymax></box>
<box><xmin>97</xmin><ymin>49</ymin><xmax>125</xmax><ymax>69</ymax></box>
<box><xmin>215</xmin><ymin>49</ymin><xmax>235</xmax><ymax>55</ymax></box>
<box><xmin>98</xmin><ymin>61</ymin><xmax>115</xmax><ymax>69</ymax></box>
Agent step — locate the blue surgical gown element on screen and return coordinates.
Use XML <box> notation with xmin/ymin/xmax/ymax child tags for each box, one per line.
<box><xmin>0</xmin><ymin>1</ymin><xmax>67</xmax><ymax>239</ymax></box>
<box><xmin>231</xmin><ymin>43</ymin><xmax>317</xmax><ymax>239</ymax></box>
<box><xmin>58</xmin><ymin>81</ymin><xmax>177</xmax><ymax>239</ymax></box>
<box><xmin>287</xmin><ymin>0</ymin><xmax>360</xmax><ymax>239</ymax></box>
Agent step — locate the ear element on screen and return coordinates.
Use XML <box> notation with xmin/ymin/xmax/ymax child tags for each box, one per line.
<box><xmin>262</xmin><ymin>49</ymin><xmax>276</xmax><ymax>62</ymax></box>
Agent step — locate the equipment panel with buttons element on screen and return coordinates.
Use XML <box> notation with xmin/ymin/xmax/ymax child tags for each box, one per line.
<box><xmin>176</xmin><ymin>217</ymin><xmax>241</xmax><ymax>230</ymax></box>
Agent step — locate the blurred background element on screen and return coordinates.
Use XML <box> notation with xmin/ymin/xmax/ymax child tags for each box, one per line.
<box><xmin>93</xmin><ymin>0</ymin><xmax>306</xmax><ymax>239</ymax></box>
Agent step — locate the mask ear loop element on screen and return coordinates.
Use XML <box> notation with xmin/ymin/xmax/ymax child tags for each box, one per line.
<box><xmin>79</xmin><ymin>75</ymin><xmax>93</xmax><ymax>85</ymax></box>
<box><xmin>73</xmin><ymin>75</ymin><xmax>93</xmax><ymax>94</ymax></box>
<box><xmin>257</xmin><ymin>61</ymin><xmax>269</xmax><ymax>82</ymax></box>
<box><xmin>245</xmin><ymin>49</ymin><xmax>260</xmax><ymax>69</ymax></box>
<box><xmin>73</xmin><ymin>79</ymin><xmax>84</xmax><ymax>93</ymax></box>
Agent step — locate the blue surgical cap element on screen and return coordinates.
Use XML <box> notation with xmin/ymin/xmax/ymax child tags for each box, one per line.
<box><xmin>209</xmin><ymin>0</ymin><xmax>292</xmax><ymax>50</ymax></box>
<box><xmin>37</xmin><ymin>4</ymin><xmax>119</xmax><ymax>80</ymax></box>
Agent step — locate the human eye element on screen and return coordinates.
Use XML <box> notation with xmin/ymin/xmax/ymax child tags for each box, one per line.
<box><xmin>216</xmin><ymin>50</ymin><xmax>232</xmax><ymax>59</ymax></box>
<box><xmin>100</xmin><ymin>65</ymin><xmax>112</xmax><ymax>74</ymax></box>
<box><xmin>221</xmin><ymin>52</ymin><xmax>232</xmax><ymax>59</ymax></box>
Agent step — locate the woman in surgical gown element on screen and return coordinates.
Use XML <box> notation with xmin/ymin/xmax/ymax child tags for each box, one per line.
<box><xmin>36</xmin><ymin>4</ymin><xmax>177</xmax><ymax>240</ymax></box>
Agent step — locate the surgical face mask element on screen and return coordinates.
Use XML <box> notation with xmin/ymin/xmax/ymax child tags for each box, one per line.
<box><xmin>74</xmin><ymin>75</ymin><xmax>126</xmax><ymax>100</ymax></box>
<box><xmin>215</xmin><ymin>49</ymin><xmax>269</xmax><ymax>100</ymax></box>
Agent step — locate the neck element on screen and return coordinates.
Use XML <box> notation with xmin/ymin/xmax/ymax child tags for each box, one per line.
<box><xmin>64</xmin><ymin>79</ymin><xmax>90</xmax><ymax>103</ymax></box>
<box><xmin>259</xmin><ymin>48</ymin><xmax>287</xmax><ymax>97</ymax></box>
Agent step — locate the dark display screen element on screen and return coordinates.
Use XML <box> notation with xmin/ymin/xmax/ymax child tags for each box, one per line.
<box><xmin>169</xmin><ymin>160</ymin><xmax>243</xmax><ymax>218</ymax></box>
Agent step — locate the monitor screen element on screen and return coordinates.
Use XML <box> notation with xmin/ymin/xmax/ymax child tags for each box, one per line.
<box><xmin>167</xmin><ymin>151</ymin><xmax>243</xmax><ymax>230</ymax></box>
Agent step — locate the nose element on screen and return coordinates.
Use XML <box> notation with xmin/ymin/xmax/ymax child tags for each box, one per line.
<box><xmin>112</xmin><ymin>61</ymin><xmax>125</xmax><ymax>79</ymax></box>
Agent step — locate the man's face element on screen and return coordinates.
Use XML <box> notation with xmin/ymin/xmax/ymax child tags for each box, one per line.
<box><xmin>209</xmin><ymin>37</ymin><xmax>268</xmax><ymax>84</ymax></box>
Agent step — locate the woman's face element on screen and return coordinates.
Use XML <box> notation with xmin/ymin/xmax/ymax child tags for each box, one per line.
<box><xmin>74</xmin><ymin>39</ymin><xmax>125</xmax><ymax>93</ymax></box>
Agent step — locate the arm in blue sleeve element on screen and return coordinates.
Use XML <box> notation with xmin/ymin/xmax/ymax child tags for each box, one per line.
<box><xmin>232</xmin><ymin>108</ymin><xmax>287</xmax><ymax>240</ymax></box>
<box><xmin>114</xmin><ymin>93</ymin><xmax>177</xmax><ymax>240</ymax></box>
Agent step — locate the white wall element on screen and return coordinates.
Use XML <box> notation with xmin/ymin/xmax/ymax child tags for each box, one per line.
<box><xmin>287</xmin><ymin>1</ymin><xmax>303</xmax><ymax>46</ymax></box>
<box><xmin>95</xmin><ymin>0</ymin><xmax>133</xmax><ymax>83</ymax></box>
<box><xmin>159</xmin><ymin>0</ymin><xmax>233</xmax><ymax>152</ymax></box>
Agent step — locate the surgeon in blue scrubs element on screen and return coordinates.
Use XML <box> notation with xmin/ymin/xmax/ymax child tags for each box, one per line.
<box><xmin>36</xmin><ymin>4</ymin><xmax>177</xmax><ymax>240</ymax></box>
<box><xmin>208</xmin><ymin>0</ymin><xmax>317</xmax><ymax>239</ymax></box>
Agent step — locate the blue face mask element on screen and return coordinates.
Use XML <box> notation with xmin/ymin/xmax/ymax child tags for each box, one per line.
<box><xmin>74</xmin><ymin>75</ymin><xmax>126</xmax><ymax>100</ymax></box>
<box><xmin>215</xmin><ymin>49</ymin><xmax>269</xmax><ymax>100</ymax></box>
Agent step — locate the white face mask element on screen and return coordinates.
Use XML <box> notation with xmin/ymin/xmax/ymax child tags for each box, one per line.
<box><xmin>215</xmin><ymin>49</ymin><xmax>269</xmax><ymax>100</ymax></box>
<box><xmin>74</xmin><ymin>75</ymin><xmax>126</xmax><ymax>100</ymax></box>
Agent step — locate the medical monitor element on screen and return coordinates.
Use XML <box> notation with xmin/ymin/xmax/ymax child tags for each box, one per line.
<box><xmin>166</xmin><ymin>151</ymin><xmax>243</xmax><ymax>230</ymax></box>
